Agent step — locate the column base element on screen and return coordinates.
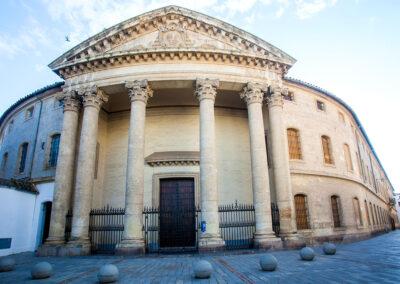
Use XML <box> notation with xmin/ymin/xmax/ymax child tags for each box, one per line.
<box><xmin>254</xmin><ymin>233</ymin><xmax>283</xmax><ymax>250</ymax></box>
<box><xmin>198</xmin><ymin>234</ymin><xmax>225</xmax><ymax>252</ymax></box>
<box><xmin>36</xmin><ymin>237</ymin><xmax>66</xmax><ymax>256</ymax></box>
<box><xmin>115</xmin><ymin>238</ymin><xmax>145</xmax><ymax>255</ymax></box>
<box><xmin>64</xmin><ymin>238</ymin><xmax>91</xmax><ymax>256</ymax></box>
<box><xmin>281</xmin><ymin>233</ymin><xmax>306</xmax><ymax>249</ymax></box>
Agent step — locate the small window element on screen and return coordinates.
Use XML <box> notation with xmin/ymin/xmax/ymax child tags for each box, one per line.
<box><xmin>338</xmin><ymin>111</ymin><xmax>345</xmax><ymax>123</ymax></box>
<box><xmin>353</xmin><ymin>197</ymin><xmax>363</xmax><ymax>227</ymax></box>
<box><xmin>48</xmin><ymin>134</ymin><xmax>61</xmax><ymax>168</ymax></box>
<box><xmin>283</xmin><ymin>91</ymin><xmax>294</xmax><ymax>101</ymax></box>
<box><xmin>294</xmin><ymin>194</ymin><xmax>310</xmax><ymax>230</ymax></box>
<box><xmin>321</xmin><ymin>135</ymin><xmax>334</xmax><ymax>164</ymax></box>
<box><xmin>316</xmin><ymin>100</ymin><xmax>325</xmax><ymax>111</ymax></box>
<box><xmin>344</xmin><ymin>144</ymin><xmax>353</xmax><ymax>171</ymax></box>
<box><xmin>25</xmin><ymin>107</ymin><xmax>34</xmax><ymax>120</ymax></box>
<box><xmin>287</xmin><ymin>128</ymin><xmax>302</xmax><ymax>160</ymax></box>
<box><xmin>331</xmin><ymin>195</ymin><xmax>341</xmax><ymax>228</ymax></box>
<box><xmin>364</xmin><ymin>200</ymin><xmax>371</xmax><ymax>226</ymax></box>
<box><xmin>370</xmin><ymin>202</ymin><xmax>375</xmax><ymax>225</ymax></box>
<box><xmin>18</xmin><ymin>142</ymin><xmax>29</xmax><ymax>173</ymax></box>
<box><xmin>1</xmin><ymin>152</ymin><xmax>8</xmax><ymax>171</ymax></box>
<box><xmin>8</xmin><ymin>120</ymin><xmax>14</xmax><ymax>133</ymax></box>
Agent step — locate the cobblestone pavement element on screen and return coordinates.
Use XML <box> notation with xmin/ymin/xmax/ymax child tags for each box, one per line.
<box><xmin>1</xmin><ymin>230</ymin><xmax>400</xmax><ymax>283</ymax></box>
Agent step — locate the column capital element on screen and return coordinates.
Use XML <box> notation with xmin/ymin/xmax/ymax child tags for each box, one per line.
<box><xmin>195</xmin><ymin>78</ymin><xmax>219</xmax><ymax>102</ymax></box>
<box><xmin>59</xmin><ymin>90</ymin><xmax>81</xmax><ymax>112</ymax></box>
<box><xmin>267</xmin><ymin>85</ymin><xmax>285</xmax><ymax>108</ymax></box>
<box><xmin>78</xmin><ymin>85</ymin><xmax>109</xmax><ymax>110</ymax></box>
<box><xmin>125</xmin><ymin>80</ymin><xmax>153</xmax><ymax>103</ymax></box>
<box><xmin>240</xmin><ymin>82</ymin><xmax>268</xmax><ymax>105</ymax></box>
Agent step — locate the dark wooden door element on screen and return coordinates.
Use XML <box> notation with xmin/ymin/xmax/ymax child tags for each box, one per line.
<box><xmin>159</xmin><ymin>178</ymin><xmax>195</xmax><ymax>248</ymax></box>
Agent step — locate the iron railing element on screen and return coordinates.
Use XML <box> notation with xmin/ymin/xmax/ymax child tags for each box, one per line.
<box><xmin>64</xmin><ymin>202</ymin><xmax>280</xmax><ymax>254</ymax></box>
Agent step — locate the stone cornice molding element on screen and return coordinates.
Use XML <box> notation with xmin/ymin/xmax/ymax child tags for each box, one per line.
<box><xmin>240</xmin><ymin>82</ymin><xmax>268</xmax><ymax>105</ymax></box>
<box><xmin>78</xmin><ymin>85</ymin><xmax>109</xmax><ymax>110</ymax></box>
<box><xmin>145</xmin><ymin>151</ymin><xmax>200</xmax><ymax>167</ymax></box>
<box><xmin>59</xmin><ymin>89</ymin><xmax>81</xmax><ymax>113</ymax></box>
<box><xmin>195</xmin><ymin>79</ymin><xmax>219</xmax><ymax>102</ymax></box>
<box><xmin>125</xmin><ymin>80</ymin><xmax>153</xmax><ymax>104</ymax></box>
<box><xmin>267</xmin><ymin>85</ymin><xmax>285</xmax><ymax>108</ymax></box>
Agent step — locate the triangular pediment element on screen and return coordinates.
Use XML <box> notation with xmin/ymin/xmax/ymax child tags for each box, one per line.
<box><xmin>49</xmin><ymin>6</ymin><xmax>296</xmax><ymax>75</ymax></box>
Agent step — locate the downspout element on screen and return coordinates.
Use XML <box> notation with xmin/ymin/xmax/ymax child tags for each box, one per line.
<box><xmin>29</xmin><ymin>98</ymin><xmax>43</xmax><ymax>179</ymax></box>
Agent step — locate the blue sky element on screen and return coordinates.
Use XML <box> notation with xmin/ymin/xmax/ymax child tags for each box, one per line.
<box><xmin>0</xmin><ymin>0</ymin><xmax>399</xmax><ymax>191</ymax></box>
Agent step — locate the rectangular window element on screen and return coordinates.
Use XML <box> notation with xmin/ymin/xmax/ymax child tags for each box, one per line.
<box><xmin>321</xmin><ymin>135</ymin><xmax>334</xmax><ymax>164</ymax></box>
<box><xmin>25</xmin><ymin>107</ymin><xmax>34</xmax><ymax>120</ymax></box>
<box><xmin>1</xmin><ymin>152</ymin><xmax>8</xmax><ymax>172</ymax></box>
<box><xmin>331</xmin><ymin>196</ymin><xmax>341</xmax><ymax>228</ymax></box>
<box><xmin>317</xmin><ymin>100</ymin><xmax>325</xmax><ymax>111</ymax></box>
<box><xmin>19</xmin><ymin>143</ymin><xmax>28</xmax><ymax>173</ymax></box>
<box><xmin>353</xmin><ymin>198</ymin><xmax>363</xmax><ymax>227</ymax></box>
<box><xmin>294</xmin><ymin>194</ymin><xmax>310</xmax><ymax>230</ymax></box>
<box><xmin>344</xmin><ymin>144</ymin><xmax>353</xmax><ymax>171</ymax></box>
<box><xmin>48</xmin><ymin>134</ymin><xmax>61</xmax><ymax>167</ymax></box>
<box><xmin>287</xmin><ymin>128</ymin><xmax>302</xmax><ymax>159</ymax></box>
<box><xmin>365</xmin><ymin>200</ymin><xmax>371</xmax><ymax>226</ymax></box>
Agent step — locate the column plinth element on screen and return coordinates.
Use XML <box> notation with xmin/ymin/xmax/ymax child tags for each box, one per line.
<box><xmin>268</xmin><ymin>86</ymin><xmax>304</xmax><ymax>249</ymax></box>
<box><xmin>195</xmin><ymin>79</ymin><xmax>225</xmax><ymax>252</ymax></box>
<box><xmin>116</xmin><ymin>80</ymin><xmax>152</xmax><ymax>255</ymax></box>
<box><xmin>241</xmin><ymin>82</ymin><xmax>282</xmax><ymax>249</ymax></box>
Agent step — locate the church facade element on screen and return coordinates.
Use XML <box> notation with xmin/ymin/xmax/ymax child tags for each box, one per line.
<box><xmin>0</xmin><ymin>6</ymin><xmax>397</xmax><ymax>256</ymax></box>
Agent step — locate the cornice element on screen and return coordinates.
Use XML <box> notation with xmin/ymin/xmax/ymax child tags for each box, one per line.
<box><xmin>145</xmin><ymin>151</ymin><xmax>200</xmax><ymax>167</ymax></box>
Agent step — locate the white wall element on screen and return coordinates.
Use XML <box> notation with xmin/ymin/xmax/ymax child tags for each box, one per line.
<box><xmin>0</xmin><ymin>182</ymin><xmax>54</xmax><ymax>256</ymax></box>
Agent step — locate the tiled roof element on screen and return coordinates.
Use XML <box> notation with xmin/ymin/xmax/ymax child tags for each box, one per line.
<box><xmin>0</xmin><ymin>178</ymin><xmax>39</xmax><ymax>194</ymax></box>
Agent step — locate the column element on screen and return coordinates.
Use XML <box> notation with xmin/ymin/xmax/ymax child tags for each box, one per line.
<box><xmin>68</xmin><ymin>85</ymin><xmax>108</xmax><ymax>254</ymax></box>
<box><xmin>116</xmin><ymin>80</ymin><xmax>152</xmax><ymax>255</ymax></box>
<box><xmin>240</xmin><ymin>82</ymin><xmax>282</xmax><ymax>249</ymax></box>
<box><xmin>39</xmin><ymin>91</ymin><xmax>80</xmax><ymax>255</ymax></box>
<box><xmin>195</xmin><ymin>79</ymin><xmax>225</xmax><ymax>251</ymax></box>
<box><xmin>267</xmin><ymin>86</ymin><xmax>301</xmax><ymax>245</ymax></box>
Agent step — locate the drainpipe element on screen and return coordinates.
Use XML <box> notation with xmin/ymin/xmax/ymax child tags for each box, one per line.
<box><xmin>29</xmin><ymin>98</ymin><xmax>43</xmax><ymax>179</ymax></box>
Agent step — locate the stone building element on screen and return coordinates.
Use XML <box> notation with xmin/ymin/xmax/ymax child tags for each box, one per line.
<box><xmin>0</xmin><ymin>6</ymin><xmax>397</xmax><ymax>256</ymax></box>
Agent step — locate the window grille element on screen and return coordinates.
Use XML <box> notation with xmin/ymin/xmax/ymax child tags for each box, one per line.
<box><xmin>344</xmin><ymin>144</ymin><xmax>353</xmax><ymax>171</ymax></box>
<box><xmin>294</xmin><ymin>194</ymin><xmax>310</xmax><ymax>230</ymax></box>
<box><xmin>353</xmin><ymin>198</ymin><xmax>363</xmax><ymax>227</ymax></box>
<box><xmin>364</xmin><ymin>200</ymin><xmax>371</xmax><ymax>226</ymax></box>
<box><xmin>331</xmin><ymin>196</ymin><xmax>341</xmax><ymax>228</ymax></box>
<box><xmin>49</xmin><ymin>134</ymin><xmax>61</xmax><ymax>167</ymax></box>
<box><xmin>287</xmin><ymin>128</ymin><xmax>302</xmax><ymax>160</ymax></box>
<box><xmin>321</xmin><ymin>135</ymin><xmax>334</xmax><ymax>164</ymax></box>
<box><xmin>18</xmin><ymin>143</ymin><xmax>28</xmax><ymax>173</ymax></box>
<box><xmin>317</xmin><ymin>100</ymin><xmax>325</xmax><ymax>111</ymax></box>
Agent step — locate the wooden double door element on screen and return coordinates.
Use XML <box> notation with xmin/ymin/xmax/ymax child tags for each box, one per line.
<box><xmin>159</xmin><ymin>178</ymin><xmax>196</xmax><ymax>249</ymax></box>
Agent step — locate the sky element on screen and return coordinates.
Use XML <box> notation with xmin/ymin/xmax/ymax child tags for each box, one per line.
<box><xmin>0</xmin><ymin>0</ymin><xmax>399</xmax><ymax>191</ymax></box>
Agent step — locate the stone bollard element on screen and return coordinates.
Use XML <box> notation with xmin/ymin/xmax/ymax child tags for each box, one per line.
<box><xmin>31</xmin><ymin>262</ymin><xmax>53</xmax><ymax>279</ymax></box>
<box><xmin>0</xmin><ymin>257</ymin><xmax>16</xmax><ymax>272</ymax></box>
<box><xmin>260</xmin><ymin>254</ymin><xmax>278</xmax><ymax>271</ymax></box>
<box><xmin>323</xmin><ymin>243</ymin><xmax>336</xmax><ymax>255</ymax></box>
<box><xmin>300</xmin><ymin>247</ymin><xmax>315</xmax><ymax>261</ymax></box>
<box><xmin>193</xmin><ymin>260</ymin><xmax>213</xmax><ymax>279</ymax></box>
<box><xmin>98</xmin><ymin>264</ymin><xmax>119</xmax><ymax>283</ymax></box>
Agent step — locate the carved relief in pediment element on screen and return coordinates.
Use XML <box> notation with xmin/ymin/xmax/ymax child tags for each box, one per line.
<box><xmin>152</xmin><ymin>20</ymin><xmax>192</xmax><ymax>48</ymax></box>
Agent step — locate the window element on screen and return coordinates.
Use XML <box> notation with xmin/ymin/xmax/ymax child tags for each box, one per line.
<box><xmin>48</xmin><ymin>134</ymin><xmax>61</xmax><ymax>167</ymax></box>
<box><xmin>294</xmin><ymin>194</ymin><xmax>310</xmax><ymax>230</ymax></box>
<box><xmin>1</xmin><ymin>152</ymin><xmax>8</xmax><ymax>171</ymax></box>
<box><xmin>370</xmin><ymin>202</ymin><xmax>375</xmax><ymax>225</ymax></box>
<box><xmin>18</xmin><ymin>143</ymin><xmax>28</xmax><ymax>173</ymax></box>
<box><xmin>287</xmin><ymin>128</ymin><xmax>302</xmax><ymax>160</ymax></box>
<box><xmin>338</xmin><ymin>111</ymin><xmax>345</xmax><ymax>123</ymax></box>
<box><xmin>353</xmin><ymin>197</ymin><xmax>363</xmax><ymax>227</ymax></box>
<box><xmin>25</xmin><ymin>107</ymin><xmax>34</xmax><ymax>120</ymax></box>
<box><xmin>365</xmin><ymin>200</ymin><xmax>371</xmax><ymax>226</ymax></box>
<box><xmin>344</xmin><ymin>144</ymin><xmax>353</xmax><ymax>171</ymax></box>
<box><xmin>283</xmin><ymin>91</ymin><xmax>294</xmax><ymax>101</ymax></box>
<box><xmin>321</xmin><ymin>135</ymin><xmax>334</xmax><ymax>164</ymax></box>
<box><xmin>8</xmin><ymin>120</ymin><xmax>14</xmax><ymax>133</ymax></box>
<box><xmin>373</xmin><ymin>205</ymin><xmax>378</xmax><ymax>226</ymax></box>
<box><xmin>331</xmin><ymin>195</ymin><xmax>341</xmax><ymax>228</ymax></box>
<box><xmin>317</xmin><ymin>100</ymin><xmax>326</xmax><ymax>111</ymax></box>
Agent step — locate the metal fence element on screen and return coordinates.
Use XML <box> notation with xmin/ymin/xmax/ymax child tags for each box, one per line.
<box><xmin>64</xmin><ymin>202</ymin><xmax>280</xmax><ymax>254</ymax></box>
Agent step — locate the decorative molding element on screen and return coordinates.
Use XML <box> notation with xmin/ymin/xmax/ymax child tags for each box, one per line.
<box><xmin>267</xmin><ymin>85</ymin><xmax>284</xmax><ymax>108</ymax></box>
<box><xmin>59</xmin><ymin>90</ymin><xmax>81</xmax><ymax>112</ymax></box>
<box><xmin>195</xmin><ymin>78</ymin><xmax>219</xmax><ymax>101</ymax></box>
<box><xmin>78</xmin><ymin>85</ymin><xmax>109</xmax><ymax>110</ymax></box>
<box><xmin>240</xmin><ymin>82</ymin><xmax>267</xmax><ymax>105</ymax></box>
<box><xmin>145</xmin><ymin>151</ymin><xmax>200</xmax><ymax>167</ymax></box>
<box><xmin>152</xmin><ymin>20</ymin><xmax>192</xmax><ymax>48</ymax></box>
<box><xmin>125</xmin><ymin>80</ymin><xmax>153</xmax><ymax>103</ymax></box>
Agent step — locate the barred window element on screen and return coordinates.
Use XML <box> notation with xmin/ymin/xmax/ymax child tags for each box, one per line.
<box><xmin>287</xmin><ymin>128</ymin><xmax>302</xmax><ymax>160</ymax></box>
<box><xmin>353</xmin><ymin>197</ymin><xmax>363</xmax><ymax>227</ymax></box>
<box><xmin>294</xmin><ymin>194</ymin><xmax>310</xmax><ymax>230</ymax></box>
<box><xmin>331</xmin><ymin>195</ymin><xmax>341</xmax><ymax>228</ymax></box>
<box><xmin>18</xmin><ymin>142</ymin><xmax>28</xmax><ymax>173</ymax></box>
<box><xmin>48</xmin><ymin>134</ymin><xmax>61</xmax><ymax>167</ymax></box>
<box><xmin>344</xmin><ymin>144</ymin><xmax>353</xmax><ymax>171</ymax></box>
<box><xmin>317</xmin><ymin>100</ymin><xmax>325</xmax><ymax>111</ymax></box>
<box><xmin>364</xmin><ymin>200</ymin><xmax>371</xmax><ymax>226</ymax></box>
<box><xmin>321</xmin><ymin>135</ymin><xmax>334</xmax><ymax>164</ymax></box>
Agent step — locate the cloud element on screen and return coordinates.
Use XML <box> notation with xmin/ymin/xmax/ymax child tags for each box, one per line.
<box><xmin>294</xmin><ymin>0</ymin><xmax>338</xmax><ymax>19</ymax></box>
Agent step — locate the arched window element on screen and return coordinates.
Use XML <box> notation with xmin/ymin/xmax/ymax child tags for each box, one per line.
<box><xmin>321</xmin><ymin>135</ymin><xmax>334</xmax><ymax>164</ymax></box>
<box><xmin>331</xmin><ymin>195</ymin><xmax>341</xmax><ymax>228</ymax></box>
<box><xmin>294</xmin><ymin>194</ymin><xmax>310</xmax><ymax>230</ymax></box>
<box><xmin>1</xmin><ymin>152</ymin><xmax>8</xmax><ymax>172</ymax></box>
<box><xmin>352</xmin><ymin>197</ymin><xmax>363</xmax><ymax>227</ymax></box>
<box><xmin>343</xmin><ymin>144</ymin><xmax>353</xmax><ymax>171</ymax></box>
<box><xmin>18</xmin><ymin>142</ymin><xmax>29</xmax><ymax>173</ymax></box>
<box><xmin>370</xmin><ymin>202</ymin><xmax>375</xmax><ymax>225</ymax></box>
<box><xmin>373</xmin><ymin>204</ymin><xmax>378</xmax><ymax>225</ymax></box>
<box><xmin>364</xmin><ymin>200</ymin><xmax>371</xmax><ymax>226</ymax></box>
<box><xmin>48</xmin><ymin>134</ymin><xmax>61</xmax><ymax>167</ymax></box>
<box><xmin>287</xmin><ymin>128</ymin><xmax>302</xmax><ymax>160</ymax></box>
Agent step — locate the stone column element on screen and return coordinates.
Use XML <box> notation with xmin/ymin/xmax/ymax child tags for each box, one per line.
<box><xmin>240</xmin><ymin>82</ymin><xmax>282</xmax><ymax>249</ymax></box>
<box><xmin>68</xmin><ymin>85</ymin><xmax>108</xmax><ymax>255</ymax></box>
<box><xmin>195</xmin><ymin>79</ymin><xmax>225</xmax><ymax>251</ymax></box>
<box><xmin>267</xmin><ymin>86</ymin><xmax>301</xmax><ymax>246</ymax></box>
<box><xmin>38</xmin><ymin>91</ymin><xmax>81</xmax><ymax>256</ymax></box>
<box><xmin>116</xmin><ymin>80</ymin><xmax>152</xmax><ymax>255</ymax></box>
